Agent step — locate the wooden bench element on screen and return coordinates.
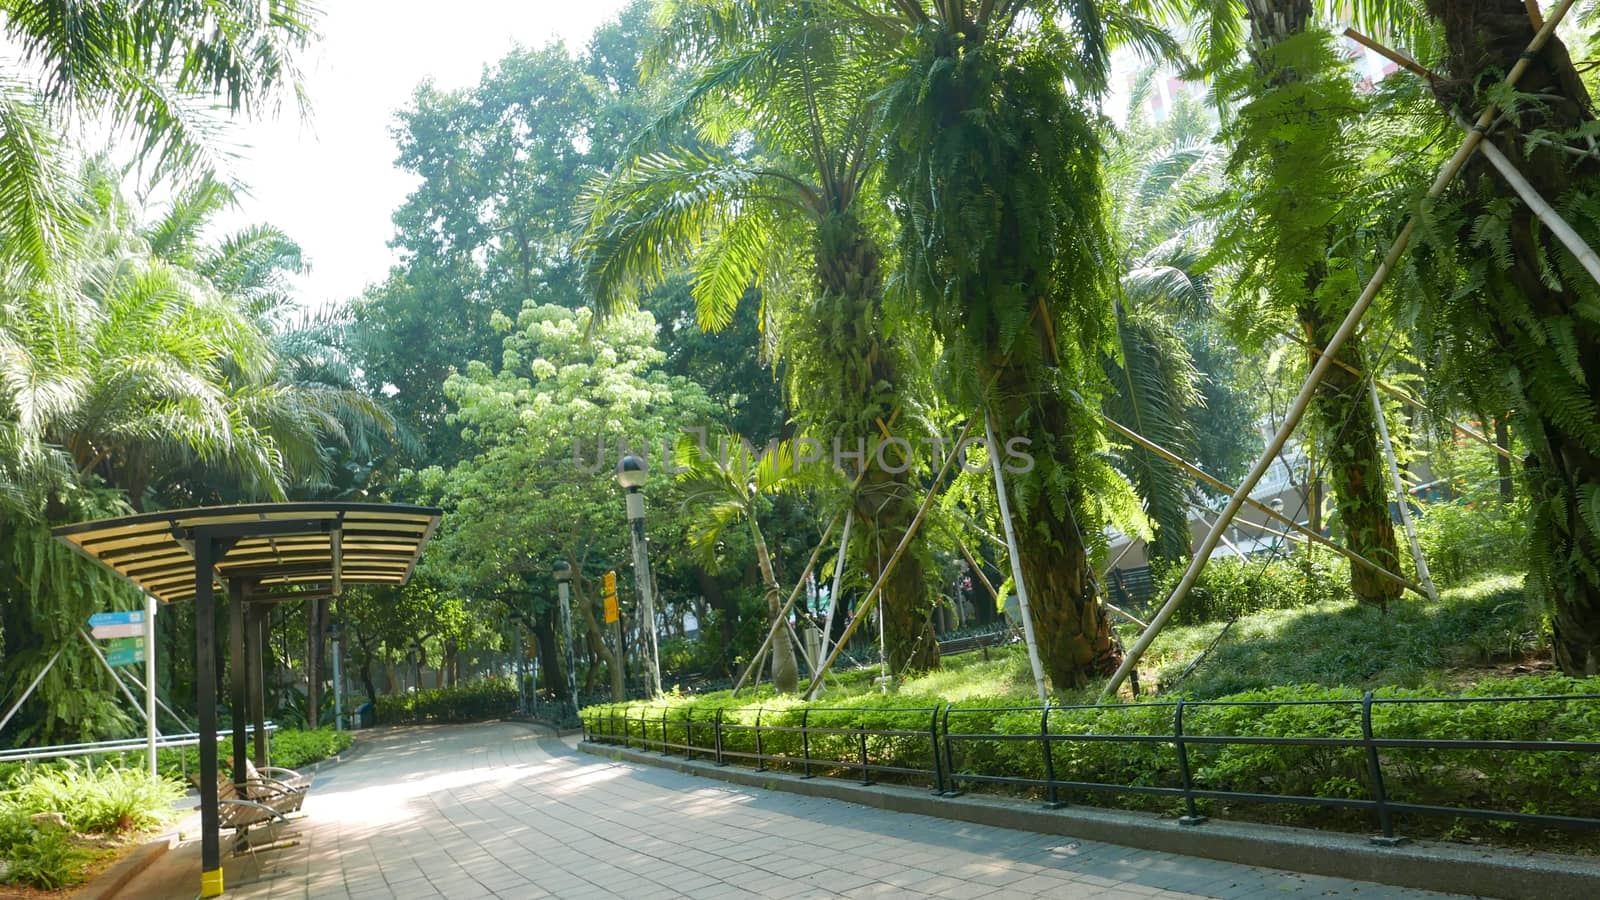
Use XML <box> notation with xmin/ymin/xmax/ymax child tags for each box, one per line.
<box><xmin>243</xmin><ymin>760</ymin><xmax>312</xmax><ymax>812</ymax></box>
<box><xmin>216</xmin><ymin>777</ymin><xmax>292</xmax><ymax>852</ymax></box>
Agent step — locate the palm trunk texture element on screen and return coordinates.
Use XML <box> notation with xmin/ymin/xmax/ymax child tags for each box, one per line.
<box><xmin>1425</xmin><ymin>0</ymin><xmax>1600</xmax><ymax>674</ymax></box>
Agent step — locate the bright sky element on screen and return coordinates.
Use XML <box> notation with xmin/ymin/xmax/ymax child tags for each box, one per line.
<box><xmin>210</xmin><ymin>1</ymin><xmax>632</xmax><ymax>310</ymax></box>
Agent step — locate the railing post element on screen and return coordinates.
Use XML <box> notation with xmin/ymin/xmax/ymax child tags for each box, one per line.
<box><xmin>621</xmin><ymin>706</ymin><xmax>630</xmax><ymax>748</ymax></box>
<box><xmin>800</xmin><ymin>708</ymin><xmax>813</xmax><ymax>779</ymax></box>
<box><xmin>858</xmin><ymin>717</ymin><xmax>873</xmax><ymax>786</ymax></box>
<box><xmin>929</xmin><ymin>706</ymin><xmax>945</xmax><ymax>796</ymax></box>
<box><xmin>1362</xmin><ymin>691</ymin><xmax>1406</xmax><ymax>846</ymax></box>
<box><xmin>941</xmin><ymin>704</ymin><xmax>962</xmax><ymax>797</ymax></box>
<box><xmin>1175</xmin><ymin>699</ymin><xmax>1206</xmax><ymax>825</ymax></box>
<box><xmin>713</xmin><ymin>708</ymin><xmax>726</xmax><ymax>766</ymax></box>
<box><xmin>661</xmin><ymin>707</ymin><xmax>670</xmax><ymax>756</ymax></box>
<box><xmin>684</xmin><ymin>708</ymin><xmax>693</xmax><ymax>760</ymax></box>
<box><xmin>1041</xmin><ymin>702</ymin><xmax>1064</xmax><ymax>809</ymax></box>
<box><xmin>755</xmin><ymin>707</ymin><xmax>766</xmax><ymax>772</ymax></box>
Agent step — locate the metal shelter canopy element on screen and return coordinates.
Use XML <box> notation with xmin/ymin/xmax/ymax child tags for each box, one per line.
<box><xmin>54</xmin><ymin>502</ymin><xmax>441</xmax><ymax>603</ymax></box>
<box><xmin>51</xmin><ymin>501</ymin><xmax>441</xmax><ymax>898</ymax></box>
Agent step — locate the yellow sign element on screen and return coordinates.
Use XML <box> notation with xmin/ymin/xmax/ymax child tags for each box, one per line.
<box><xmin>602</xmin><ymin>570</ymin><xmax>619</xmax><ymax>623</ymax></box>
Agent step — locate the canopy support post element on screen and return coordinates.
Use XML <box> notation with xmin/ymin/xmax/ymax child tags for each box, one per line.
<box><xmin>248</xmin><ymin>602</ymin><xmax>268</xmax><ymax>766</ymax></box>
<box><xmin>229</xmin><ymin>579</ymin><xmax>248</xmax><ymax>785</ymax></box>
<box><xmin>195</xmin><ymin>533</ymin><xmax>223</xmax><ymax>898</ymax></box>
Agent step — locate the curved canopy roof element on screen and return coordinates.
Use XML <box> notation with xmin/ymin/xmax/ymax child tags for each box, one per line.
<box><xmin>52</xmin><ymin>502</ymin><xmax>442</xmax><ymax>603</ymax></box>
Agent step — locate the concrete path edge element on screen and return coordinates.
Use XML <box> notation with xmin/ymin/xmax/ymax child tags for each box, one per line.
<box><xmin>71</xmin><ymin>832</ymin><xmax>173</xmax><ymax>900</ymax></box>
<box><xmin>578</xmin><ymin>740</ymin><xmax>1600</xmax><ymax>900</ymax></box>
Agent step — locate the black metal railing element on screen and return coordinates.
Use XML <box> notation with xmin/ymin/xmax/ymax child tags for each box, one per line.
<box><xmin>582</xmin><ymin>692</ymin><xmax>1600</xmax><ymax>842</ymax></box>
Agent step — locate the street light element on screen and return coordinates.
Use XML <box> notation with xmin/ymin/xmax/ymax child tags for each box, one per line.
<box><xmin>553</xmin><ymin>560</ymin><xmax>579</xmax><ymax>721</ymax></box>
<box><xmin>616</xmin><ymin>455</ymin><xmax>661</xmax><ymax>696</ymax></box>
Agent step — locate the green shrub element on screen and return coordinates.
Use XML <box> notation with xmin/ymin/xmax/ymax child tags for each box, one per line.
<box><xmin>268</xmin><ymin>728</ymin><xmax>354</xmax><ymax>770</ymax></box>
<box><xmin>3</xmin><ymin>762</ymin><xmax>181</xmax><ymax>834</ymax></box>
<box><xmin>0</xmin><ymin>818</ymin><xmax>75</xmax><ymax>889</ymax></box>
<box><xmin>373</xmin><ymin>679</ymin><xmax>517</xmax><ymax>725</ymax></box>
<box><xmin>148</xmin><ymin>727</ymin><xmax>354</xmax><ymax>780</ymax></box>
<box><xmin>1152</xmin><ymin>552</ymin><xmax>1349</xmax><ymax>627</ymax></box>
<box><xmin>1413</xmin><ymin>498</ymin><xmax>1528</xmax><ymax>585</ymax></box>
<box><xmin>582</xmin><ymin>676</ymin><xmax>1600</xmax><ymax>836</ymax></box>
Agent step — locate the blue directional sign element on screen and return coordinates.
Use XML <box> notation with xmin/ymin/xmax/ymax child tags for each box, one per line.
<box><xmin>88</xmin><ymin>610</ymin><xmax>143</xmax><ymax>628</ymax></box>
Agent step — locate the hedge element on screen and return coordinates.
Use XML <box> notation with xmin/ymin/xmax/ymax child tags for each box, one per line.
<box><xmin>373</xmin><ymin>680</ymin><xmax>518</xmax><ymax>725</ymax></box>
<box><xmin>582</xmin><ymin>676</ymin><xmax>1600</xmax><ymax>837</ymax></box>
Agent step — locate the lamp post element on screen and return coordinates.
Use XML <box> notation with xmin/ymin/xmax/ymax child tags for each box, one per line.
<box><xmin>616</xmin><ymin>455</ymin><xmax>662</xmax><ymax>697</ymax></box>
<box><xmin>553</xmin><ymin>560</ymin><xmax>580</xmax><ymax>721</ymax></box>
<box><xmin>328</xmin><ymin>620</ymin><xmax>344</xmax><ymax>732</ymax></box>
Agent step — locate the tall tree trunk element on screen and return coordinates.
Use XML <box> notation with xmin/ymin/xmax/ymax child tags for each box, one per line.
<box><xmin>800</xmin><ymin>211</ymin><xmax>939</xmax><ymax>674</ymax></box>
<box><xmin>750</xmin><ymin>520</ymin><xmax>799</xmax><ymax>693</ymax></box>
<box><xmin>1301</xmin><ymin>316</ymin><xmax>1403</xmax><ymax>608</ymax></box>
<box><xmin>1425</xmin><ymin>0</ymin><xmax>1600</xmax><ymax>674</ymax></box>
<box><xmin>990</xmin><ymin>367</ymin><xmax>1121</xmax><ymax>689</ymax></box>
<box><xmin>531</xmin><ymin>612</ymin><xmax>565</xmax><ymax>701</ymax></box>
<box><xmin>574</xmin><ymin>579</ymin><xmax>625</xmax><ymax>700</ymax></box>
<box><xmin>1494</xmin><ymin>415</ymin><xmax>1515</xmax><ymax>502</ymax></box>
<box><xmin>1244</xmin><ymin>0</ymin><xmax>1401</xmax><ymax>608</ymax></box>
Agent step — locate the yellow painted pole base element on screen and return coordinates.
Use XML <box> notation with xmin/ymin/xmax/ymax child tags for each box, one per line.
<box><xmin>200</xmin><ymin>867</ymin><xmax>224</xmax><ymax>897</ymax></box>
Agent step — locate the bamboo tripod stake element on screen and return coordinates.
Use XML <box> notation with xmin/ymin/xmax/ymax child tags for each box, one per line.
<box><xmin>730</xmin><ymin>506</ymin><xmax>847</xmax><ymax>696</ymax></box>
<box><xmin>1369</xmin><ymin>379</ymin><xmax>1441</xmax><ymax>602</ymax></box>
<box><xmin>1099</xmin><ymin>0</ymin><xmax>1579</xmax><ymax>702</ymax></box>
<box><xmin>1100</xmin><ymin>413</ymin><xmax>1428</xmax><ymax>597</ymax></box>
<box><xmin>1286</xmin><ymin>332</ymin><xmax>1510</xmax><ymax>460</ymax></box>
<box><xmin>818</xmin><ymin>511</ymin><xmax>852</xmax><ymax>668</ymax></box>
<box><xmin>985</xmin><ymin>414</ymin><xmax>1051</xmax><ymax>703</ymax></box>
<box><xmin>803</xmin><ymin>417</ymin><xmax>978</xmax><ymax>700</ymax></box>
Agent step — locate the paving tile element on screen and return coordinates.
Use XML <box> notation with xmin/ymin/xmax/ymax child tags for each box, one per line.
<box><xmin>199</xmin><ymin>721</ymin><xmax>1469</xmax><ymax>900</ymax></box>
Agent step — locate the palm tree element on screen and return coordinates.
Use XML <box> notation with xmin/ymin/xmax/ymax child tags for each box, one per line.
<box><xmin>1103</xmin><ymin>82</ymin><xmax>1222</xmax><ymax>569</ymax></box>
<box><xmin>674</xmin><ymin>434</ymin><xmax>803</xmax><ymax>692</ymax></box>
<box><xmin>1194</xmin><ymin>2</ymin><xmax>1407</xmax><ymax>608</ymax></box>
<box><xmin>580</xmin><ymin>4</ymin><xmax>944</xmax><ymax>674</ymax></box>
<box><xmin>827</xmin><ymin>0</ymin><xmax>1174</xmax><ymax>689</ymax></box>
<box><xmin>0</xmin><ymin>1</ymin><xmax>317</xmax><ymax>278</ymax></box>
<box><xmin>1404</xmin><ymin>0</ymin><xmax>1600</xmax><ymax>673</ymax></box>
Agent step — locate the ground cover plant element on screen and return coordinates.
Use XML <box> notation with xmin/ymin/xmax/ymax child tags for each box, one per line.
<box><xmin>0</xmin><ymin>763</ymin><xmax>182</xmax><ymax>890</ymax></box>
<box><xmin>582</xmin><ymin>573</ymin><xmax>1584</xmax><ymax>846</ymax></box>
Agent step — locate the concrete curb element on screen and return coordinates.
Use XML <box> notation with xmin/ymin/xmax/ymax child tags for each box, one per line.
<box><xmin>579</xmin><ymin>741</ymin><xmax>1600</xmax><ymax>900</ymax></box>
<box><xmin>72</xmin><ymin>832</ymin><xmax>174</xmax><ymax>900</ymax></box>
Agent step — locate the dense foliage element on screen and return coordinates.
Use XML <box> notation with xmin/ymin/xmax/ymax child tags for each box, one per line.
<box><xmin>7</xmin><ymin>0</ymin><xmax>1600</xmax><ymax>832</ymax></box>
<box><xmin>0</xmin><ymin>763</ymin><xmax>183</xmax><ymax>889</ymax></box>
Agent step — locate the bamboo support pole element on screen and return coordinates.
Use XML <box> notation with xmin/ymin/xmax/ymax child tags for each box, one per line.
<box><xmin>1106</xmin><ymin>603</ymin><xmax>1149</xmax><ymax>629</ymax></box>
<box><xmin>1370</xmin><ymin>379</ymin><xmax>1441</xmax><ymax>602</ymax></box>
<box><xmin>1102</xmin><ymin>412</ymin><xmax>1428</xmax><ymax>597</ymax></box>
<box><xmin>818</xmin><ymin>511</ymin><xmax>852</xmax><ymax>665</ymax></box>
<box><xmin>1100</xmin><ymin>0</ymin><xmax>1579</xmax><ymax>702</ymax></box>
<box><xmin>730</xmin><ymin>504</ymin><xmax>849</xmax><ymax>696</ymax></box>
<box><xmin>958</xmin><ymin>541</ymin><xmax>1000</xmax><ymax>602</ymax></box>
<box><xmin>1456</xmin><ymin>118</ymin><xmax>1600</xmax><ymax>289</ymax></box>
<box><xmin>1285</xmin><ymin>332</ymin><xmax>1512</xmax><ymax>460</ymax></box>
<box><xmin>1347</xmin><ymin>25</ymin><xmax>1600</xmax><ymax>292</ymax></box>
<box><xmin>802</xmin><ymin>417</ymin><xmax>977</xmax><ymax>700</ymax></box>
<box><xmin>985</xmin><ymin>413</ymin><xmax>1050</xmax><ymax>703</ymax></box>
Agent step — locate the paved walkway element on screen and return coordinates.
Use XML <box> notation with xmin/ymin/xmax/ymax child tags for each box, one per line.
<box><xmin>198</xmin><ymin>722</ymin><xmax>1460</xmax><ymax>899</ymax></box>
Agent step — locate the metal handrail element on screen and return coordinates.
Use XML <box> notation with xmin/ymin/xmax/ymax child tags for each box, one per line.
<box><xmin>0</xmin><ymin>723</ymin><xmax>279</xmax><ymax>764</ymax></box>
<box><xmin>581</xmin><ymin>692</ymin><xmax>1600</xmax><ymax>841</ymax></box>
